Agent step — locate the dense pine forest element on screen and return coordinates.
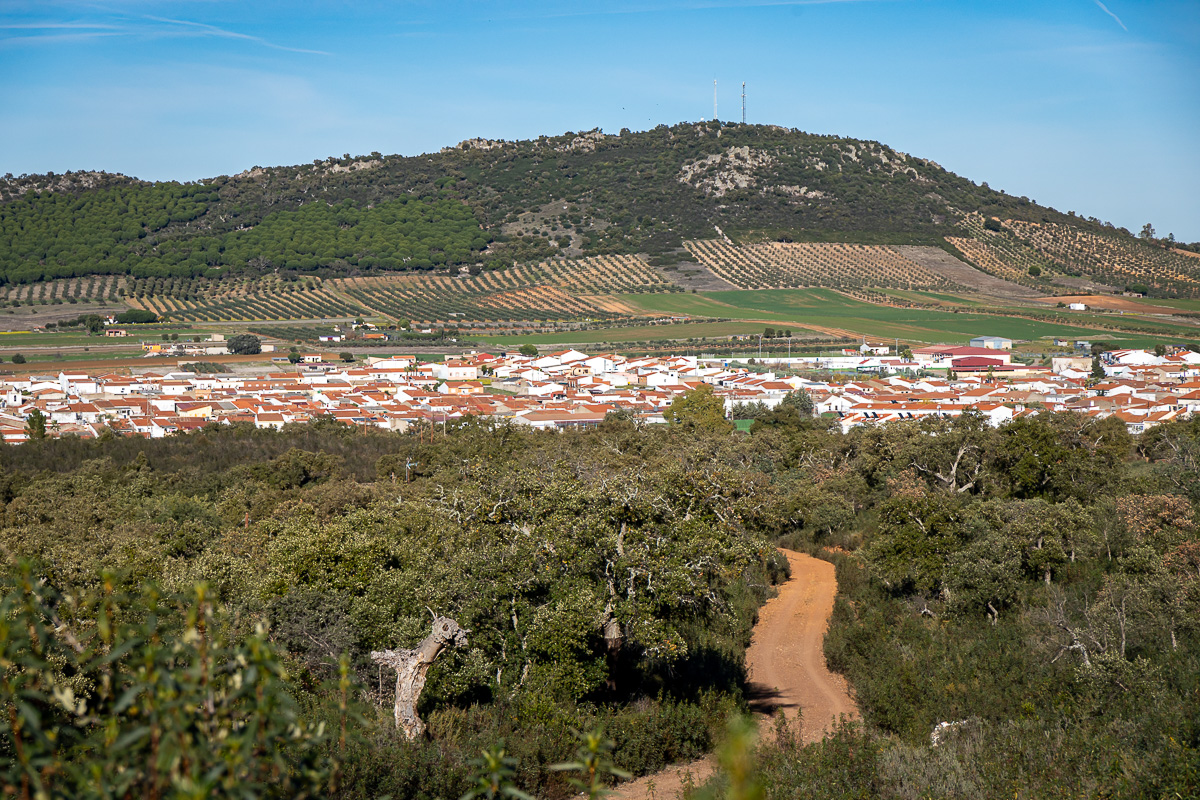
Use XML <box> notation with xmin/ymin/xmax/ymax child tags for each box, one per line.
<box><xmin>2</xmin><ymin>400</ymin><xmax>1198</xmax><ymax>798</ymax></box>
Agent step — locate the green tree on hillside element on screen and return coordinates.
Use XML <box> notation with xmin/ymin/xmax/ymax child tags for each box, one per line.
<box><xmin>227</xmin><ymin>333</ymin><xmax>262</xmax><ymax>355</ymax></box>
<box><xmin>780</xmin><ymin>388</ymin><xmax>815</xmax><ymax>418</ymax></box>
<box><xmin>664</xmin><ymin>384</ymin><xmax>732</xmax><ymax>433</ymax></box>
<box><xmin>115</xmin><ymin>309</ymin><xmax>158</xmax><ymax>324</ymax></box>
<box><xmin>24</xmin><ymin>408</ymin><xmax>46</xmax><ymax>440</ymax></box>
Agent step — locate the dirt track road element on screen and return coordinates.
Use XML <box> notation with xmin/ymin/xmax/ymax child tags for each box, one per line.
<box><xmin>747</xmin><ymin>550</ymin><xmax>858</xmax><ymax>742</ymax></box>
<box><xmin>611</xmin><ymin>549</ymin><xmax>857</xmax><ymax>799</ymax></box>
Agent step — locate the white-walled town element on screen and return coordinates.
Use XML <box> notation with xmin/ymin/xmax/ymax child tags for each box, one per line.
<box><xmin>5</xmin><ymin>339</ymin><xmax>1199</xmax><ymax>441</ymax></box>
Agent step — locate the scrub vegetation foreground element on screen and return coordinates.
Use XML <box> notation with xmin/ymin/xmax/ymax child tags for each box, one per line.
<box><xmin>1</xmin><ymin>401</ymin><xmax>1198</xmax><ymax>799</ymax></box>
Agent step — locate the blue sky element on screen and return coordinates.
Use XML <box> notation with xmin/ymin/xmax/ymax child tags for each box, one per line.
<box><xmin>2</xmin><ymin>0</ymin><xmax>1198</xmax><ymax>240</ymax></box>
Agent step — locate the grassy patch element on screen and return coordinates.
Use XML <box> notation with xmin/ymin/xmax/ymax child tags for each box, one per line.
<box><xmin>625</xmin><ymin>289</ymin><xmax>1197</xmax><ymax>345</ymax></box>
<box><xmin>0</xmin><ymin>332</ymin><xmax>103</xmax><ymax>347</ymax></box>
<box><xmin>474</xmin><ymin>321</ymin><xmax>783</xmax><ymax>346</ymax></box>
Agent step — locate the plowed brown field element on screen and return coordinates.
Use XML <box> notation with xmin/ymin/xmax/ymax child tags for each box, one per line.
<box><xmin>1033</xmin><ymin>294</ymin><xmax>1153</xmax><ymax>313</ymax></box>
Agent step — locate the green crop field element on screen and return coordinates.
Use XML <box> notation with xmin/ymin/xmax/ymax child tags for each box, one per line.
<box><xmin>883</xmin><ymin>290</ymin><xmax>986</xmax><ymax>307</ymax></box>
<box><xmin>1017</xmin><ymin>308</ymin><xmax>1200</xmax><ymax>337</ymax></box>
<box><xmin>623</xmin><ymin>289</ymin><xmax>1195</xmax><ymax>346</ymax></box>
<box><xmin>475</xmin><ymin>321</ymin><xmax>784</xmax><ymax>347</ymax></box>
<box><xmin>619</xmin><ymin>293</ymin><xmax>751</xmax><ymax>317</ymax></box>
<box><xmin>0</xmin><ymin>349</ymin><xmax>143</xmax><ymax>366</ymax></box>
<box><xmin>0</xmin><ymin>332</ymin><xmax>103</xmax><ymax>347</ymax></box>
<box><xmin>1124</xmin><ymin>297</ymin><xmax>1200</xmax><ymax>313</ymax></box>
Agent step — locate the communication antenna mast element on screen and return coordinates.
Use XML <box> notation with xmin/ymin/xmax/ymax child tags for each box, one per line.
<box><xmin>741</xmin><ymin>81</ymin><xmax>746</xmax><ymax>124</ymax></box>
<box><xmin>713</xmin><ymin>79</ymin><xmax>718</xmax><ymax>122</ymax></box>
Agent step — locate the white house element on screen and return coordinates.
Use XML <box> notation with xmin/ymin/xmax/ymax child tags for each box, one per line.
<box><xmin>583</xmin><ymin>355</ymin><xmax>620</xmax><ymax>375</ymax></box>
<box><xmin>645</xmin><ymin>372</ymin><xmax>683</xmax><ymax>387</ymax></box>
<box><xmin>816</xmin><ymin>394</ymin><xmax>858</xmax><ymax>415</ymax></box>
<box><xmin>969</xmin><ymin>402</ymin><xmax>1015</xmax><ymax>427</ymax></box>
<box><xmin>531</xmin><ymin>354</ymin><xmax>564</xmax><ymax>369</ymax></box>
<box><xmin>520</xmin><ymin>380</ymin><xmax>565</xmax><ymax>397</ymax></box>
<box><xmin>59</xmin><ymin>373</ymin><xmax>99</xmax><ymax>395</ymax></box>
<box><xmin>1109</xmin><ymin>350</ymin><xmax>1161</xmax><ymax>366</ymax></box>
<box><xmin>434</xmin><ymin>360</ymin><xmax>479</xmax><ymax>381</ymax></box>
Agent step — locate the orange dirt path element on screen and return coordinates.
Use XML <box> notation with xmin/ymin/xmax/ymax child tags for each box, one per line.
<box><xmin>746</xmin><ymin>549</ymin><xmax>859</xmax><ymax>742</ymax></box>
<box><xmin>611</xmin><ymin>549</ymin><xmax>858</xmax><ymax>800</ymax></box>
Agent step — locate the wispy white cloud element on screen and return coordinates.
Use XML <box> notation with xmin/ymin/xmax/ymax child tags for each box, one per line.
<box><xmin>0</xmin><ymin>21</ymin><xmax>121</xmax><ymax>30</ymax></box>
<box><xmin>141</xmin><ymin>15</ymin><xmax>330</xmax><ymax>55</ymax></box>
<box><xmin>0</xmin><ymin>14</ymin><xmax>329</xmax><ymax>55</ymax></box>
<box><xmin>1093</xmin><ymin>0</ymin><xmax>1128</xmax><ymax>32</ymax></box>
<box><xmin>463</xmin><ymin>0</ymin><xmax>890</xmax><ymax>23</ymax></box>
<box><xmin>0</xmin><ymin>31</ymin><xmax>120</xmax><ymax>46</ymax></box>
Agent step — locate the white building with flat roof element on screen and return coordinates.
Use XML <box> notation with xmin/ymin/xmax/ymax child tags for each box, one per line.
<box><xmin>969</xmin><ymin>336</ymin><xmax>1013</xmax><ymax>350</ymax></box>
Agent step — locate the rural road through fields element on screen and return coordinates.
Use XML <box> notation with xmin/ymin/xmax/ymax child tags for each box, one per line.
<box><xmin>611</xmin><ymin>549</ymin><xmax>858</xmax><ymax>800</ymax></box>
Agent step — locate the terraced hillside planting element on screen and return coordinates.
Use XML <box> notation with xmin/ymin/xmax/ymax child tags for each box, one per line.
<box><xmin>891</xmin><ymin>245</ymin><xmax>1040</xmax><ymax>299</ymax></box>
<box><xmin>1005</xmin><ymin>220</ymin><xmax>1200</xmax><ymax>294</ymax></box>
<box><xmin>685</xmin><ymin>240</ymin><xmax>959</xmax><ymax>290</ymax></box>
<box><xmin>124</xmin><ymin>278</ymin><xmax>363</xmax><ymax>322</ymax></box>
<box><xmin>248</xmin><ymin>325</ymin><xmax>341</xmax><ymax>343</ymax></box>
<box><xmin>944</xmin><ymin>212</ymin><xmax>1055</xmax><ymax>288</ymax></box>
<box><xmin>333</xmin><ymin>254</ymin><xmax>672</xmax><ymax>325</ymax></box>
<box><xmin>0</xmin><ymin>274</ymin><xmax>124</xmax><ymax>307</ymax></box>
<box><xmin>338</xmin><ymin>276</ymin><xmax>612</xmax><ymax>325</ymax></box>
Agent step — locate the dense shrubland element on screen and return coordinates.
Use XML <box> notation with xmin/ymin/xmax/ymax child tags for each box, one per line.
<box><xmin>1</xmin><ymin>406</ymin><xmax>1198</xmax><ymax>798</ymax></box>
<box><xmin>0</xmin><ymin>419</ymin><xmax>785</xmax><ymax>797</ymax></box>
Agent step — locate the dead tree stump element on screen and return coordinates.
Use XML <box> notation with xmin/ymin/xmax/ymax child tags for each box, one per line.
<box><xmin>371</xmin><ymin>615</ymin><xmax>468</xmax><ymax>739</ymax></box>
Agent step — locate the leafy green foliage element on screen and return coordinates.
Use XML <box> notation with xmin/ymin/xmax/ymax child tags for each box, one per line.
<box><xmin>0</xmin><ymin>420</ymin><xmax>785</xmax><ymax>795</ymax></box>
<box><xmin>0</xmin><ymin>568</ymin><xmax>338</xmax><ymax>799</ymax></box>
<box><xmin>664</xmin><ymin>385</ymin><xmax>732</xmax><ymax>433</ymax></box>
<box><xmin>739</xmin><ymin>416</ymin><xmax>1199</xmax><ymax>799</ymax></box>
<box><xmin>24</xmin><ymin>409</ymin><xmax>46</xmax><ymax>440</ymax></box>
<box><xmin>0</xmin><ymin>182</ymin><xmax>488</xmax><ymax>283</ymax></box>
<box><xmin>115</xmin><ymin>309</ymin><xmax>157</xmax><ymax>324</ymax></box>
<box><xmin>549</xmin><ymin>729</ymin><xmax>631</xmax><ymax>799</ymax></box>
<box><xmin>227</xmin><ymin>333</ymin><xmax>261</xmax><ymax>355</ymax></box>
<box><xmin>462</xmin><ymin>745</ymin><xmax>534</xmax><ymax>800</ymax></box>
<box><xmin>2</xmin><ymin>407</ymin><xmax>1198</xmax><ymax>798</ymax></box>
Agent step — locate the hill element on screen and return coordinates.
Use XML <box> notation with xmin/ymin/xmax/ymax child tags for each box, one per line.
<box><xmin>2</xmin><ymin>123</ymin><xmax>1197</xmax><ymax>340</ymax></box>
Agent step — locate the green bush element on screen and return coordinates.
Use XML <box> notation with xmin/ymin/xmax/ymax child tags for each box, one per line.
<box><xmin>0</xmin><ymin>566</ymin><xmax>340</xmax><ymax>798</ymax></box>
<box><xmin>115</xmin><ymin>309</ymin><xmax>158</xmax><ymax>324</ymax></box>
